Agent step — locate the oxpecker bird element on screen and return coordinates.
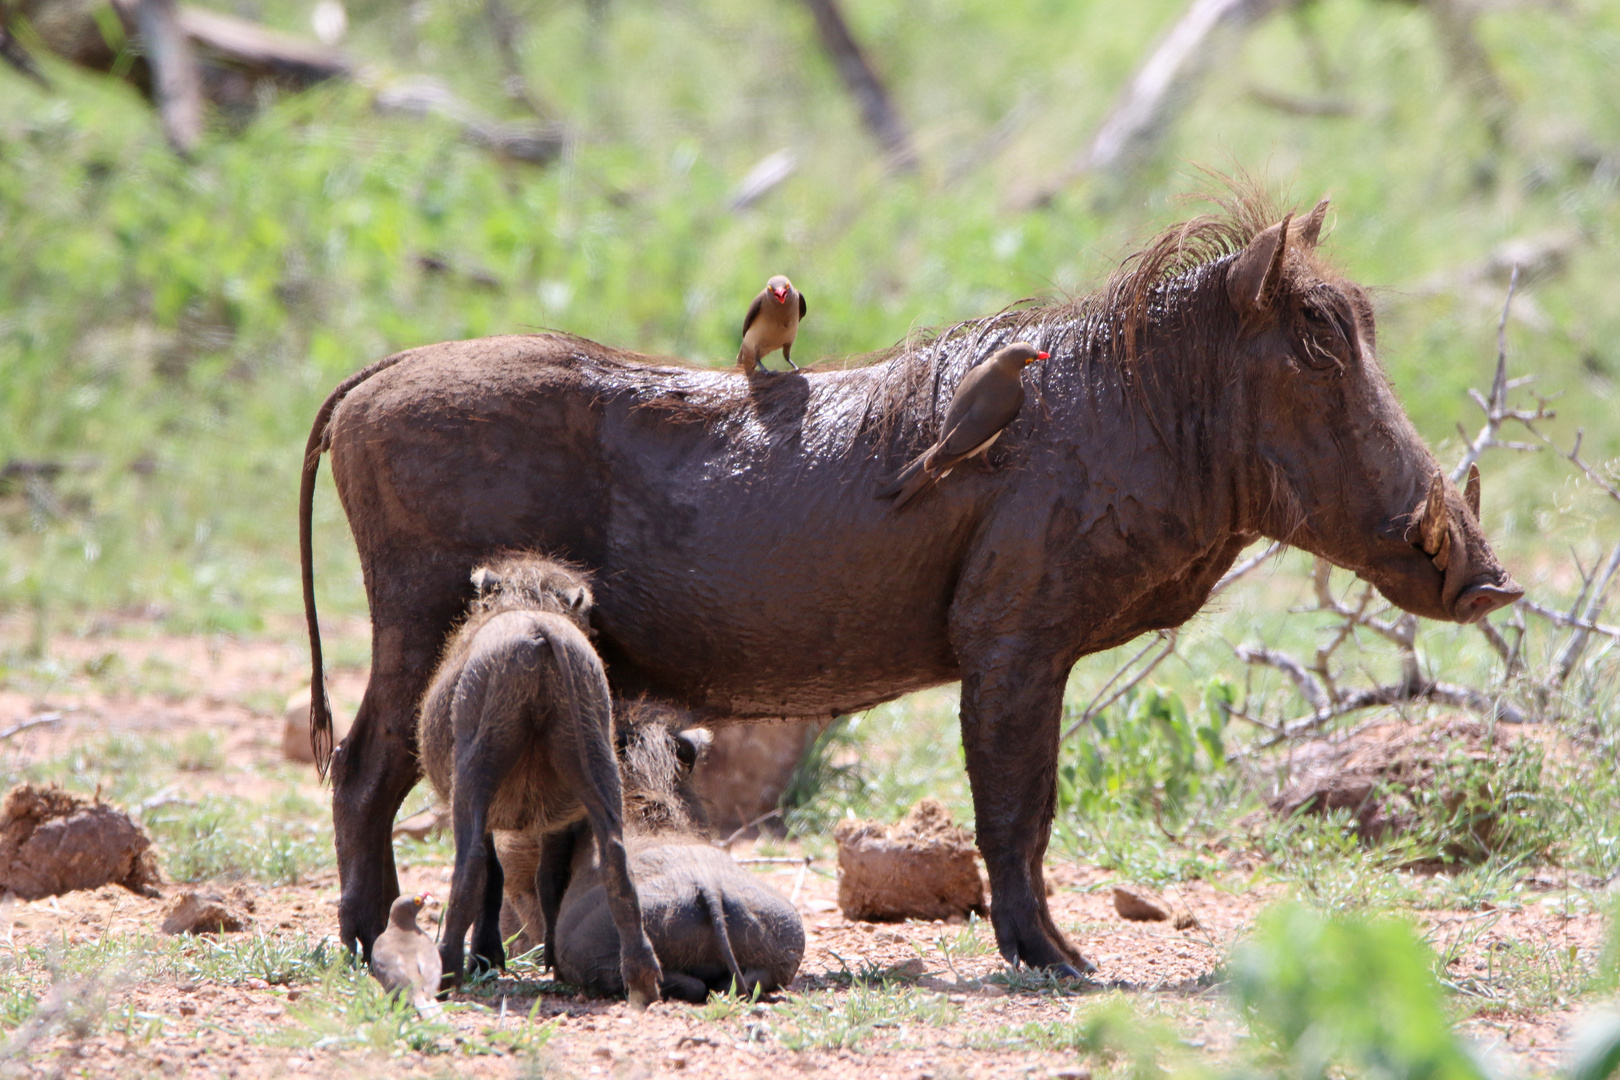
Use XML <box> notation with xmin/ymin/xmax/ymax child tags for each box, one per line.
<box><xmin>371</xmin><ymin>893</ymin><xmax>444</xmax><ymax>1014</ymax></box>
<box><xmin>737</xmin><ymin>275</ymin><xmax>806</xmax><ymax>375</ymax></box>
<box><xmin>876</xmin><ymin>341</ymin><xmax>1048</xmax><ymax>510</ymax></box>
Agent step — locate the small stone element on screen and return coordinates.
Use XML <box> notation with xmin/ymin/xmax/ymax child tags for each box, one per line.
<box><xmin>178</xmin><ymin>1002</ymin><xmax>196</xmax><ymax>1017</ymax></box>
<box><xmin>1048</xmin><ymin>1067</ymin><xmax>1092</xmax><ymax>1080</ymax></box>
<box><xmin>244</xmin><ymin>977</ymin><xmax>270</xmax><ymax>990</ymax></box>
<box><xmin>1173</xmin><ymin>911</ymin><xmax>1200</xmax><ymax>930</ymax></box>
<box><xmin>162</xmin><ymin>891</ymin><xmax>250</xmax><ymax>935</ymax></box>
<box><xmin>592</xmin><ymin>1045</ymin><xmax>613</xmax><ymax>1059</ymax></box>
<box><xmin>1111</xmin><ymin>886</ymin><xmax>1169</xmax><ymax>922</ymax></box>
<box><xmin>667</xmin><ymin>1052</ymin><xmax>689</xmax><ymax>1069</ymax></box>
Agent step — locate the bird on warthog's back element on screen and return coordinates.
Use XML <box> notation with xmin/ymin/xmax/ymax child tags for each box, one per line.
<box><xmin>737</xmin><ymin>275</ymin><xmax>806</xmax><ymax>375</ymax></box>
<box><xmin>876</xmin><ymin>340</ymin><xmax>1048</xmax><ymax>510</ymax></box>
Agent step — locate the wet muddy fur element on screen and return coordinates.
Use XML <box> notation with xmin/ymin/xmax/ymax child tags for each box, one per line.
<box><xmin>302</xmin><ymin>181</ymin><xmax>1521</xmax><ymax>974</ymax></box>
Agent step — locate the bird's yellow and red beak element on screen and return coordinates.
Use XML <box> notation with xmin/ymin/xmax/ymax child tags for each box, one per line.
<box><xmin>416</xmin><ymin>893</ymin><xmax>433</xmax><ymax>907</ymax></box>
<box><xmin>771</xmin><ymin>287</ymin><xmax>787</xmax><ymax>303</ymax></box>
<box><xmin>1029</xmin><ymin>351</ymin><xmax>1050</xmax><ymax>364</ymax></box>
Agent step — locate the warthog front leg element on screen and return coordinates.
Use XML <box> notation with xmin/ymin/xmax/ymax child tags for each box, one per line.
<box><xmin>958</xmin><ymin>647</ymin><xmax>1095</xmax><ymax>977</ymax></box>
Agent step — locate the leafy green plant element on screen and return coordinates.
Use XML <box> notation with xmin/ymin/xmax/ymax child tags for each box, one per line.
<box><xmin>1231</xmin><ymin>902</ymin><xmax>1486</xmax><ymax>1080</ymax></box>
<box><xmin>1058</xmin><ymin>683</ymin><xmax>1232</xmax><ymax>826</ymax></box>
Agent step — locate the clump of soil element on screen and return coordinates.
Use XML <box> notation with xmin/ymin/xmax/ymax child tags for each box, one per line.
<box><xmin>162</xmin><ymin>887</ymin><xmax>254</xmax><ymax>934</ymax></box>
<box><xmin>1112</xmin><ymin>886</ymin><xmax>1169</xmax><ymax>922</ymax></box>
<box><xmin>1267</xmin><ymin>716</ymin><xmax>1547</xmax><ymax>862</ymax></box>
<box><xmin>0</xmin><ymin>783</ymin><xmax>161</xmax><ymax>899</ymax></box>
<box><xmin>834</xmin><ymin>798</ymin><xmax>986</xmax><ymax>922</ymax></box>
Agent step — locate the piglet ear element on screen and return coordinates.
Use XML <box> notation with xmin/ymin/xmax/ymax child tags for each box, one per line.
<box><xmin>1227</xmin><ymin>214</ymin><xmax>1292</xmax><ymax>321</ymax></box>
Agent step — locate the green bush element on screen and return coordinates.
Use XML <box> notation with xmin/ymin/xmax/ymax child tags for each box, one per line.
<box><xmin>1231</xmin><ymin>902</ymin><xmax>1485</xmax><ymax>1080</ymax></box>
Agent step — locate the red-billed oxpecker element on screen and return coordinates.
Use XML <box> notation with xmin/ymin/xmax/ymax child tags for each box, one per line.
<box><xmin>370</xmin><ymin>893</ymin><xmax>443</xmax><ymax>1015</ymax></box>
<box><xmin>737</xmin><ymin>275</ymin><xmax>806</xmax><ymax>375</ymax></box>
<box><xmin>877</xmin><ymin>341</ymin><xmax>1048</xmax><ymax>510</ymax></box>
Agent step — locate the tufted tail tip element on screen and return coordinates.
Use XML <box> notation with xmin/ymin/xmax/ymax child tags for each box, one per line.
<box><xmin>310</xmin><ymin>688</ymin><xmax>335</xmax><ymax>781</ymax></box>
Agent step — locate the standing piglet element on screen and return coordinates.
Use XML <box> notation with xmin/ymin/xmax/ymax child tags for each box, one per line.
<box><xmin>415</xmin><ymin>553</ymin><xmax>661</xmax><ymax>1007</ymax></box>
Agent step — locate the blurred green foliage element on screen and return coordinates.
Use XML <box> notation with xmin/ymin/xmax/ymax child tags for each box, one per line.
<box><xmin>1232</xmin><ymin>903</ymin><xmax>1486</xmax><ymax>1080</ymax></box>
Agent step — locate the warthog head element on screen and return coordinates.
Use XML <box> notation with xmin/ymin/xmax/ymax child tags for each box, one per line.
<box><xmin>1229</xmin><ymin>199</ymin><xmax>1522</xmax><ymax>623</ymax></box>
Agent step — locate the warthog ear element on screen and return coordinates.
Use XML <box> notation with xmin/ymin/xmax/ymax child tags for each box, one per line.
<box><xmin>1227</xmin><ymin>214</ymin><xmax>1292</xmax><ymax>320</ymax></box>
<box><xmin>1465</xmin><ymin>462</ymin><xmax>1481</xmax><ymax>520</ymax></box>
<box><xmin>564</xmin><ymin>585</ymin><xmax>590</xmax><ymax>613</ymax></box>
<box><xmin>470</xmin><ymin>567</ymin><xmax>500</xmax><ymax>593</ymax></box>
<box><xmin>1300</xmin><ymin>197</ymin><xmax>1330</xmax><ymax>247</ymax></box>
<box><xmin>674</xmin><ymin>727</ymin><xmax>712</xmax><ymax>769</ymax></box>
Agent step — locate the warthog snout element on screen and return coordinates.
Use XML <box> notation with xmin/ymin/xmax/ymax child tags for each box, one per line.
<box><xmin>1454</xmin><ymin>579</ymin><xmax>1522</xmax><ymax>623</ymax></box>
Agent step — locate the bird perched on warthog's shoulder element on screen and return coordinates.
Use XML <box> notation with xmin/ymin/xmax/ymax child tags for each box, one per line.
<box><xmin>371</xmin><ymin>893</ymin><xmax>442</xmax><ymax>1015</ymax></box>
<box><xmin>737</xmin><ymin>275</ymin><xmax>806</xmax><ymax>375</ymax></box>
<box><xmin>876</xmin><ymin>341</ymin><xmax>1048</xmax><ymax>510</ymax></box>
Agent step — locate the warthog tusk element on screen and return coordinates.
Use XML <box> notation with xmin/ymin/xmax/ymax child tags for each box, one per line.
<box><xmin>1421</xmin><ymin>472</ymin><xmax>1451</xmax><ymax>571</ymax></box>
<box><xmin>1465</xmin><ymin>462</ymin><xmax>1481</xmax><ymax>520</ymax></box>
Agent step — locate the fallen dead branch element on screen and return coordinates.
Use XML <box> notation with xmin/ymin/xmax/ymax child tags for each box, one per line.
<box><xmin>3</xmin><ymin>0</ymin><xmax>563</xmax><ymax>164</ymax></box>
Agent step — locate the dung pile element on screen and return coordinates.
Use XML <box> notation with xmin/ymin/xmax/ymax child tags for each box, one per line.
<box><xmin>834</xmin><ymin>798</ymin><xmax>986</xmax><ymax>922</ymax></box>
<box><xmin>0</xmin><ymin>783</ymin><xmax>161</xmax><ymax>900</ymax></box>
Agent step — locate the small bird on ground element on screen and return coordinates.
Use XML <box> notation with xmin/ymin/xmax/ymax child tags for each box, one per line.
<box><xmin>371</xmin><ymin>893</ymin><xmax>443</xmax><ymax>1015</ymax></box>
<box><xmin>737</xmin><ymin>275</ymin><xmax>807</xmax><ymax>375</ymax></box>
<box><xmin>876</xmin><ymin>341</ymin><xmax>1049</xmax><ymax>510</ymax></box>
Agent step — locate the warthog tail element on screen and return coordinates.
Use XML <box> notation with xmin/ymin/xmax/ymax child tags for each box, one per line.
<box><xmin>697</xmin><ymin>878</ymin><xmax>747</xmax><ymax>991</ymax></box>
<box><xmin>300</xmin><ymin>352</ymin><xmax>415</xmax><ymax>779</ymax></box>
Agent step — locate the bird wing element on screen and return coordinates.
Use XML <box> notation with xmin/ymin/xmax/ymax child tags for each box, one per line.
<box><xmin>414</xmin><ymin>937</ymin><xmax>443</xmax><ymax>991</ymax></box>
<box><xmin>798</xmin><ymin>291</ymin><xmax>807</xmax><ymax>319</ymax></box>
<box><xmin>370</xmin><ymin>934</ymin><xmax>411</xmax><ymax>993</ymax></box>
<box><xmin>741</xmin><ymin>292</ymin><xmax>764</xmax><ymax>336</ymax></box>
<box><xmin>933</xmin><ymin>375</ymin><xmax>1025</xmax><ymax>464</ymax></box>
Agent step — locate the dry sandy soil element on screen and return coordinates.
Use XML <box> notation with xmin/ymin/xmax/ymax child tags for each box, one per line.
<box><xmin>0</xmin><ymin>621</ymin><xmax>1607</xmax><ymax>1078</ymax></box>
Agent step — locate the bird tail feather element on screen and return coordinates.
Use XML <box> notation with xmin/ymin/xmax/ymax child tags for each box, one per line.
<box><xmin>875</xmin><ymin>454</ymin><xmax>926</xmax><ymax>501</ymax></box>
<box><xmin>887</xmin><ymin>467</ymin><xmax>937</xmax><ymax>511</ymax></box>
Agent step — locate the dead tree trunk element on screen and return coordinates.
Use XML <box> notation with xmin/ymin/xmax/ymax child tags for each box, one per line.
<box><xmin>132</xmin><ymin>0</ymin><xmax>203</xmax><ymax>154</ymax></box>
<box><xmin>796</xmin><ymin>0</ymin><xmax>917</xmax><ymax>172</ymax></box>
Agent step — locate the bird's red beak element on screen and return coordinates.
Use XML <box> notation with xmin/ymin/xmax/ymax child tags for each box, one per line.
<box><xmin>1031</xmin><ymin>352</ymin><xmax>1049</xmax><ymax>363</ymax></box>
<box><xmin>772</xmin><ymin>287</ymin><xmax>787</xmax><ymax>303</ymax></box>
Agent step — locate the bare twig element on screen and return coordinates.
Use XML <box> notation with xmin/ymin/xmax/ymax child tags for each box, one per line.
<box><xmin>714</xmin><ymin>808</ymin><xmax>783</xmax><ymax>852</ymax></box>
<box><xmin>0</xmin><ymin>712</ymin><xmax>61</xmax><ymax>740</ymax></box>
<box><xmin>1551</xmin><ymin>538</ymin><xmax>1620</xmax><ymax>687</ymax></box>
<box><xmin>1235</xmin><ymin>645</ymin><xmax>1328</xmax><ymax>713</ymax></box>
<box><xmin>1236</xmin><ymin>679</ymin><xmax>1529</xmax><ymax>756</ymax></box>
<box><xmin>1061</xmin><ymin>630</ymin><xmax>1178</xmax><ymax>741</ymax></box>
<box><xmin>1518</xmin><ymin>599</ymin><xmax>1620</xmax><ymax>640</ymax></box>
<box><xmin>1210</xmin><ymin>540</ymin><xmax>1284</xmax><ymax>599</ymax></box>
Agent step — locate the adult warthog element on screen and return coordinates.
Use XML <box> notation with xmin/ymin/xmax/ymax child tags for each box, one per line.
<box><xmin>301</xmin><ymin>190</ymin><xmax>1522</xmax><ymax>974</ymax></box>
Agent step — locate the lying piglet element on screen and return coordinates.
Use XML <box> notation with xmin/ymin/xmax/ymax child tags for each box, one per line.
<box><xmin>552</xmin><ymin>836</ymin><xmax>805</xmax><ymax>1002</ymax></box>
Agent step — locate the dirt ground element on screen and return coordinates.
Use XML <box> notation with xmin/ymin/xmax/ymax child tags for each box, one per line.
<box><xmin>0</xmin><ymin>622</ymin><xmax>1606</xmax><ymax>1077</ymax></box>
